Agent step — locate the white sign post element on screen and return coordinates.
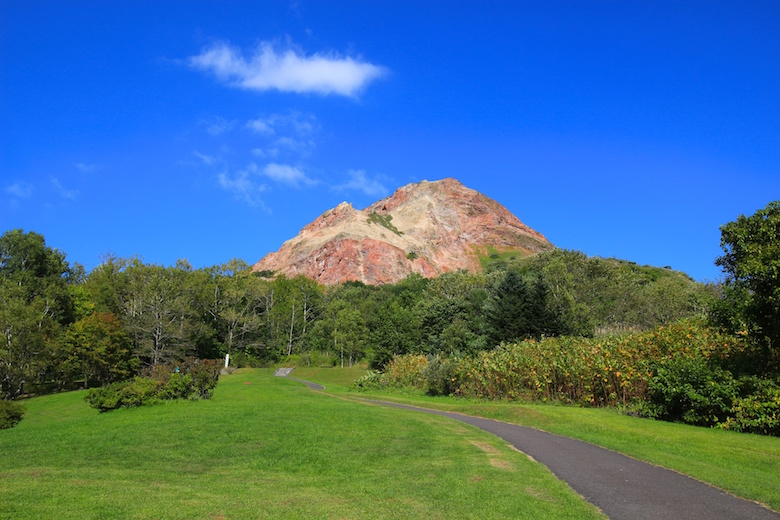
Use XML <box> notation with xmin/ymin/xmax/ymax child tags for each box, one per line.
<box><xmin>225</xmin><ymin>353</ymin><xmax>230</xmax><ymax>369</ymax></box>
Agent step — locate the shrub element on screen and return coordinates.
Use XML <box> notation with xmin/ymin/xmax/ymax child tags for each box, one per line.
<box><xmin>352</xmin><ymin>370</ymin><xmax>386</xmax><ymax>390</ymax></box>
<box><xmin>384</xmin><ymin>354</ymin><xmax>429</xmax><ymax>388</ymax></box>
<box><xmin>642</xmin><ymin>357</ymin><xmax>739</xmax><ymax>427</ymax></box>
<box><xmin>84</xmin><ymin>377</ymin><xmax>163</xmax><ymax>412</ymax></box>
<box><xmin>160</xmin><ymin>373</ymin><xmax>195</xmax><ymax>400</ymax></box>
<box><xmin>455</xmin><ymin>319</ymin><xmax>745</xmax><ymax>406</ymax></box>
<box><xmin>422</xmin><ymin>355</ymin><xmax>459</xmax><ymax>396</ymax></box>
<box><xmin>0</xmin><ymin>400</ymin><xmax>25</xmax><ymax>429</ymax></box>
<box><xmin>720</xmin><ymin>377</ymin><xmax>780</xmax><ymax>436</ymax></box>
<box><xmin>85</xmin><ymin>358</ymin><xmax>222</xmax><ymax>412</ymax></box>
<box><xmin>181</xmin><ymin>358</ymin><xmax>222</xmax><ymax>399</ymax></box>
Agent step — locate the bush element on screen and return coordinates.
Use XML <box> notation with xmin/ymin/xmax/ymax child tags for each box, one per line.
<box><xmin>181</xmin><ymin>358</ymin><xmax>222</xmax><ymax>399</ymax></box>
<box><xmin>352</xmin><ymin>370</ymin><xmax>386</xmax><ymax>390</ymax></box>
<box><xmin>642</xmin><ymin>357</ymin><xmax>739</xmax><ymax>427</ymax></box>
<box><xmin>84</xmin><ymin>377</ymin><xmax>163</xmax><ymax>412</ymax></box>
<box><xmin>384</xmin><ymin>354</ymin><xmax>428</xmax><ymax>388</ymax></box>
<box><xmin>160</xmin><ymin>373</ymin><xmax>195</xmax><ymax>400</ymax></box>
<box><xmin>0</xmin><ymin>400</ymin><xmax>25</xmax><ymax>429</ymax></box>
<box><xmin>422</xmin><ymin>355</ymin><xmax>459</xmax><ymax>396</ymax></box>
<box><xmin>455</xmin><ymin>319</ymin><xmax>745</xmax><ymax>405</ymax></box>
<box><xmin>720</xmin><ymin>377</ymin><xmax>780</xmax><ymax>436</ymax></box>
<box><xmin>85</xmin><ymin>358</ymin><xmax>222</xmax><ymax>412</ymax></box>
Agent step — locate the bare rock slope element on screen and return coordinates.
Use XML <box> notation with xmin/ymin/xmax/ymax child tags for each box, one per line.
<box><xmin>252</xmin><ymin>178</ymin><xmax>553</xmax><ymax>285</ymax></box>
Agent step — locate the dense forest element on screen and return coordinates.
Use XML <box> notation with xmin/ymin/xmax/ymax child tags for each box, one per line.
<box><xmin>2</xmin><ymin>200</ymin><xmax>778</xmax><ymax>433</ymax></box>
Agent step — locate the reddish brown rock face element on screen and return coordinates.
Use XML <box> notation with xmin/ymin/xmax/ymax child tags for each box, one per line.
<box><xmin>252</xmin><ymin>178</ymin><xmax>553</xmax><ymax>285</ymax></box>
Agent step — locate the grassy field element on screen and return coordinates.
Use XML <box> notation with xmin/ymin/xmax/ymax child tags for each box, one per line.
<box><xmin>294</xmin><ymin>367</ymin><xmax>780</xmax><ymax>512</ymax></box>
<box><xmin>1</xmin><ymin>369</ymin><xmax>604</xmax><ymax>519</ymax></box>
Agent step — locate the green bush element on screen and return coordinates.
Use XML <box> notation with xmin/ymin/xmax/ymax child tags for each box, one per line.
<box><xmin>160</xmin><ymin>373</ymin><xmax>195</xmax><ymax>400</ymax></box>
<box><xmin>352</xmin><ymin>370</ymin><xmax>386</xmax><ymax>390</ymax></box>
<box><xmin>642</xmin><ymin>357</ymin><xmax>739</xmax><ymax>427</ymax></box>
<box><xmin>181</xmin><ymin>358</ymin><xmax>222</xmax><ymax>399</ymax></box>
<box><xmin>85</xmin><ymin>358</ymin><xmax>222</xmax><ymax>412</ymax></box>
<box><xmin>0</xmin><ymin>400</ymin><xmax>25</xmax><ymax>429</ymax></box>
<box><xmin>422</xmin><ymin>355</ymin><xmax>459</xmax><ymax>396</ymax></box>
<box><xmin>721</xmin><ymin>377</ymin><xmax>780</xmax><ymax>436</ymax></box>
<box><xmin>84</xmin><ymin>377</ymin><xmax>163</xmax><ymax>412</ymax></box>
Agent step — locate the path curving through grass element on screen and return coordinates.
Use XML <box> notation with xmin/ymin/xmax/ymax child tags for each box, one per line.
<box><xmin>287</xmin><ymin>370</ymin><xmax>780</xmax><ymax>519</ymax></box>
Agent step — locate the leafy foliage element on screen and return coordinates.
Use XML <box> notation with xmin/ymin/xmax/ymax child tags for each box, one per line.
<box><xmin>721</xmin><ymin>377</ymin><xmax>780</xmax><ymax>436</ymax></box>
<box><xmin>59</xmin><ymin>311</ymin><xmax>136</xmax><ymax>388</ymax></box>
<box><xmin>84</xmin><ymin>358</ymin><xmax>221</xmax><ymax>412</ymax></box>
<box><xmin>1</xmin><ymin>229</ymin><xmax>75</xmax><ymax>398</ymax></box>
<box><xmin>0</xmin><ymin>399</ymin><xmax>25</xmax><ymax>429</ymax></box>
<box><xmin>714</xmin><ymin>200</ymin><xmax>780</xmax><ymax>365</ymax></box>
<box><xmin>642</xmin><ymin>357</ymin><xmax>739</xmax><ymax>427</ymax></box>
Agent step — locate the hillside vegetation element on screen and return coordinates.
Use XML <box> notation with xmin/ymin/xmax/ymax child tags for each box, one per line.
<box><xmin>2</xmin><ymin>199</ymin><xmax>778</xmax><ymax>437</ymax></box>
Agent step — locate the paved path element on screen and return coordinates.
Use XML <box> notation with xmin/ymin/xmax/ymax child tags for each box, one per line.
<box><xmin>287</xmin><ymin>376</ymin><xmax>778</xmax><ymax>520</ymax></box>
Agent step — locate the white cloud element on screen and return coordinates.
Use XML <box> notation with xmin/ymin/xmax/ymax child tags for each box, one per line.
<box><xmin>50</xmin><ymin>177</ymin><xmax>78</xmax><ymax>199</ymax></box>
<box><xmin>193</xmin><ymin>151</ymin><xmax>215</xmax><ymax>165</ymax></box>
<box><xmin>246</xmin><ymin>117</ymin><xmax>275</xmax><ymax>135</ymax></box>
<box><xmin>217</xmin><ymin>165</ymin><xmax>268</xmax><ymax>208</ymax></box>
<box><xmin>274</xmin><ymin>136</ymin><xmax>312</xmax><ymax>155</ymax></box>
<box><xmin>246</xmin><ymin>112</ymin><xmax>317</xmax><ymax>137</ymax></box>
<box><xmin>202</xmin><ymin>116</ymin><xmax>236</xmax><ymax>136</ymax></box>
<box><xmin>336</xmin><ymin>170</ymin><xmax>390</xmax><ymax>197</ymax></box>
<box><xmin>5</xmin><ymin>181</ymin><xmax>33</xmax><ymax>198</ymax></box>
<box><xmin>261</xmin><ymin>163</ymin><xmax>315</xmax><ymax>187</ymax></box>
<box><xmin>189</xmin><ymin>41</ymin><xmax>387</xmax><ymax>97</ymax></box>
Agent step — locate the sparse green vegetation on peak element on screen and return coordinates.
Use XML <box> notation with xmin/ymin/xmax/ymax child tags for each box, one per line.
<box><xmin>366</xmin><ymin>212</ymin><xmax>403</xmax><ymax>236</ymax></box>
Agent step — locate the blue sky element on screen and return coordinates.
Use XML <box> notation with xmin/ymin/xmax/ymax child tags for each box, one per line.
<box><xmin>2</xmin><ymin>1</ymin><xmax>778</xmax><ymax>282</ymax></box>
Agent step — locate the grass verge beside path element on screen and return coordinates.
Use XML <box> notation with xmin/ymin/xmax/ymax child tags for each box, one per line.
<box><xmin>1</xmin><ymin>369</ymin><xmax>603</xmax><ymax>519</ymax></box>
<box><xmin>294</xmin><ymin>367</ymin><xmax>780</xmax><ymax>513</ymax></box>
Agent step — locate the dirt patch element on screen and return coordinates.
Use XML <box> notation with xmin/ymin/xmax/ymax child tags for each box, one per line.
<box><xmin>469</xmin><ymin>440</ymin><xmax>498</xmax><ymax>454</ymax></box>
<box><xmin>489</xmin><ymin>458</ymin><xmax>512</xmax><ymax>470</ymax></box>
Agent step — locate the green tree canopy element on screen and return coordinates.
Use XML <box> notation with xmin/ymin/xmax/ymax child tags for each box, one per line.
<box><xmin>0</xmin><ymin>230</ymin><xmax>75</xmax><ymax>398</ymax></box>
<box><xmin>715</xmin><ymin>200</ymin><xmax>780</xmax><ymax>359</ymax></box>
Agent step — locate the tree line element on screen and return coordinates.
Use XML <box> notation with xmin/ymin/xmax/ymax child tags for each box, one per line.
<box><xmin>1</xmin><ymin>227</ymin><xmax>720</xmax><ymax>400</ymax></box>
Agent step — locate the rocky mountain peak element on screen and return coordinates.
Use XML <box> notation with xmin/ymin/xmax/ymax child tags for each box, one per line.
<box><xmin>252</xmin><ymin>178</ymin><xmax>552</xmax><ymax>285</ymax></box>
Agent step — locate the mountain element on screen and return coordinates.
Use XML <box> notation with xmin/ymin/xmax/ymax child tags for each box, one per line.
<box><xmin>252</xmin><ymin>178</ymin><xmax>553</xmax><ymax>285</ymax></box>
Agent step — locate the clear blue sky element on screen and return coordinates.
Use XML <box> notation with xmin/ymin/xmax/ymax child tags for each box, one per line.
<box><xmin>2</xmin><ymin>1</ymin><xmax>778</xmax><ymax>282</ymax></box>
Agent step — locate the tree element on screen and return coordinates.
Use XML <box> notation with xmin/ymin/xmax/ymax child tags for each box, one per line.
<box><xmin>0</xmin><ymin>230</ymin><xmax>74</xmax><ymax>398</ymax></box>
<box><xmin>715</xmin><ymin>200</ymin><xmax>780</xmax><ymax>360</ymax></box>
<box><xmin>484</xmin><ymin>270</ymin><xmax>561</xmax><ymax>345</ymax></box>
<box><xmin>121</xmin><ymin>261</ymin><xmax>196</xmax><ymax>365</ymax></box>
<box><xmin>60</xmin><ymin>312</ymin><xmax>135</xmax><ymax>388</ymax></box>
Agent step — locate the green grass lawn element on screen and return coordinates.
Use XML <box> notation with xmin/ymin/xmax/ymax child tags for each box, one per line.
<box><xmin>1</xmin><ymin>369</ymin><xmax>604</xmax><ymax>519</ymax></box>
<box><xmin>294</xmin><ymin>367</ymin><xmax>780</xmax><ymax>512</ymax></box>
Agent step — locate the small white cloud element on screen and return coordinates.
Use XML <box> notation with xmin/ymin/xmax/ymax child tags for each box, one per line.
<box><xmin>202</xmin><ymin>116</ymin><xmax>235</xmax><ymax>136</ymax></box>
<box><xmin>50</xmin><ymin>177</ymin><xmax>78</xmax><ymax>199</ymax></box>
<box><xmin>193</xmin><ymin>151</ymin><xmax>215</xmax><ymax>165</ymax></box>
<box><xmin>217</xmin><ymin>166</ymin><xmax>268</xmax><ymax>208</ymax></box>
<box><xmin>246</xmin><ymin>112</ymin><xmax>317</xmax><ymax>137</ymax></box>
<box><xmin>336</xmin><ymin>170</ymin><xmax>389</xmax><ymax>197</ymax></box>
<box><xmin>261</xmin><ymin>163</ymin><xmax>315</xmax><ymax>187</ymax></box>
<box><xmin>274</xmin><ymin>136</ymin><xmax>311</xmax><ymax>154</ymax></box>
<box><xmin>5</xmin><ymin>181</ymin><xmax>33</xmax><ymax>198</ymax></box>
<box><xmin>246</xmin><ymin>117</ymin><xmax>275</xmax><ymax>135</ymax></box>
<box><xmin>189</xmin><ymin>41</ymin><xmax>387</xmax><ymax>97</ymax></box>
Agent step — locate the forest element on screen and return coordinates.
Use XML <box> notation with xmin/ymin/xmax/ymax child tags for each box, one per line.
<box><xmin>1</xmin><ymin>200</ymin><xmax>778</xmax><ymax>433</ymax></box>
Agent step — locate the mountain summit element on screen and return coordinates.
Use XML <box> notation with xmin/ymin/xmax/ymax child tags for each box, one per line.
<box><xmin>252</xmin><ymin>178</ymin><xmax>553</xmax><ymax>285</ymax></box>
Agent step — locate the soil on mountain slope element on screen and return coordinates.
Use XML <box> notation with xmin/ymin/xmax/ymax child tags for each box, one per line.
<box><xmin>252</xmin><ymin>178</ymin><xmax>552</xmax><ymax>285</ymax></box>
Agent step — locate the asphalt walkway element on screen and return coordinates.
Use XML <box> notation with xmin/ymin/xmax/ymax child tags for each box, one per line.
<box><xmin>285</xmin><ymin>375</ymin><xmax>779</xmax><ymax>520</ymax></box>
